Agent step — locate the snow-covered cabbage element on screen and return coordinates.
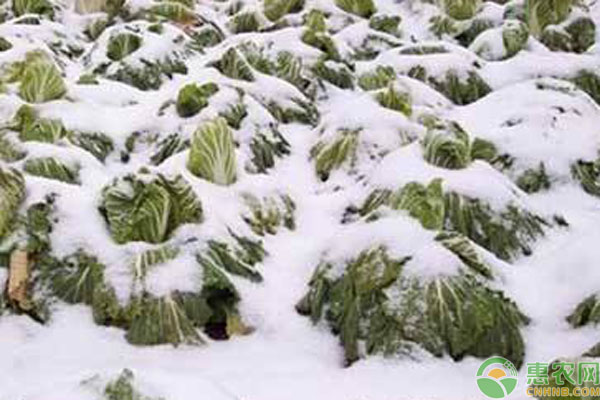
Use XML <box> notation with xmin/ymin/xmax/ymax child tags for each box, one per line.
<box><xmin>516</xmin><ymin>163</ymin><xmax>551</xmax><ymax>194</ymax></box>
<box><xmin>301</xmin><ymin>10</ymin><xmax>340</xmax><ymax>60</ymax></box>
<box><xmin>106</xmin><ymin>33</ymin><xmax>143</xmax><ymax>62</ymax></box>
<box><xmin>242</xmin><ymin>193</ymin><xmax>295</xmax><ymax>236</ymax></box>
<box><xmin>16</xmin><ymin>106</ymin><xmax>66</xmax><ymax>143</ymax></box>
<box><xmin>103</xmin><ymin>369</ymin><xmax>162</xmax><ymax>400</ymax></box>
<box><xmin>502</xmin><ymin>20</ymin><xmax>529</xmax><ymax>57</ymax></box>
<box><xmin>335</xmin><ymin>0</ymin><xmax>376</xmax><ymax>18</ymax></box>
<box><xmin>13</xmin><ymin>194</ymin><xmax>264</xmax><ymax>344</ymax></box>
<box><xmin>0</xmin><ymin>168</ymin><xmax>25</xmax><ymax>240</ymax></box>
<box><xmin>198</xmin><ymin>237</ymin><xmax>265</xmax><ymax>283</ymax></box>
<box><xmin>68</xmin><ymin>131</ymin><xmax>114</xmax><ymax>162</ymax></box>
<box><xmin>374</xmin><ymin>84</ymin><xmax>412</xmax><ymax>116</ymax></box>
<box><xmin>187</xmin><ymin>118</ymin><xmax>237</xmax><ymax>186</ymax></box>
<box><xmin>539</xmin><ymin>17</ymin><xmax>596</xmax><ymax>53</ymax></box>
<box><xmin>149</xmin><ymin>2</ymin><xmax>195</xmax><ymax>23</ymax></box>
<box><xmin>264</xmin><ymin>0</ymin><xmax>304</xmax><ymax>22</ymax></box>
<box><xmin>75</xmin><ymin>0</ymin><xmax>106</xmax><ymax>14</ymax></box>
<box><xmin>43</xmin><ymin>250</ymin><xmax>110</xmax><ymax>306</ymax></box>
<box><xmin>12</xmin><ymin>0</ymin><xmax>53</xmax><ymax>17</ymax></box>
<box><xmin>525</xmin><ymin>0</ymin><xmax>572</xmax><ymax>37</ymax></box>
<box><xmin>100</xmin><ymin>174</ymin><xmax>203</xmax><ymax>244</ymax></box>
<box><xmin>1</xmin><ymin>0</ymin><xmax>600</xmax><ymax>389</ymax></box>
<box><xmin>572</xmin><ymin>70</ymin><xmax>600</xmax><ymax>106</ymax></box>
<box><xmin>247</xmin><ymin>126</ymin><xmax>290</xmax><ymax>173</ymax></box>
<box><xmin>369</xmin><ymin>15</ymin><xmax>401</xmax><ymax>35</ymax></box>
<box><xmin>125</xmin><ymin>293</ymin><xmax>206</xmax><ymax>345</ymax></box>
<box><xmin>572</xmin><ymin>159</ymin><xmax>600</xmax><ymax>197</ymax></box>
<box><xmin>297</xmin><ymin>242</ymin><xmax>527</xmax><ymax>366</ymax></box>
<box><xmin>409</xmin><ymin>66</ymin><xmax>491</xmax><ymax>105</ymax></box>
<box><xmin>229</xmin><ymin>12</ymin><xmax>263</xmax><ymax>34</ymax></box>
<box><xmin>0</xmin><ymin>133</ymin><xmax>26</xmax><ymax>162</ymax></box>
<box><xmin>17</xmin><ymin>53</ymin><xmax>66</xmax><ymax>103</ymax></box>
<box><xmin>23</xmin><ymin>157</ymin><xmax>79</xmax><ymax>184</ymax></box>
<box><xmin>422</xmin><ymin>121</ymin><xmax>496</xmax><ymax>169</ymax></box>
<box><xmin>175</xmin><ymin>83</ymin><xmax>218</xmax><ymax>118</ymax></box>
<box><xmin>211</xmin><ymin>48</ymin><xmax>254</xmax><ymax>82</ymax></box>
<box><xmin>441</xmin><ymin>0</ymin><xmax>481</xmax><ymax>21</ymax></box>
<box><xmin>311</xmin><ymin>129</ymin><xmax>359</xmax><ymax>181</ymax></box>
<box><xmin>351</xmin><ymin>179</ymin><xmax>550</xmax><ymax>261</ymax></box>
<box><xmin>358</xmin><ymin>65</ymin><xmax>396</xmax><ymax>91</ymax></box>
<box><xmin>150</xmin><ymin>134</ymin><xmax>188</xmax><ymax>166</ymax></box>
<box><xmin>311</xmin><ymin>60</ymin><xmax>355</xmax><ymax>89</ymax></box>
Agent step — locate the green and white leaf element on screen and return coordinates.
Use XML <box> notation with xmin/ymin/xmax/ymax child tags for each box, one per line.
<box><xmin>358</xmin><ymin>65</ymin><xmax>395</xmax><ymax>91</ymax></box>
<box><xmin>132</xmin><ymin>245</ymin><xmax>179</xmax><ymax>284</ymax></box>
<box><xmin>198</xmin><ymin>240</ymin><xmax>263</xmax><ymax>283</ymax></box>
<box><xmin>375</xmin><ymin>84</ymin><xmax>412</xmax><ymax>116</ymax></box>
<box><xmin>187</xmin><ymin>117</ymin><xmax>237</xmax><ymax>186</ymax></box>
<box><xmin>389</xmin><ymin>178</ymin><xmax>445</xmax><ymax>230</ymax></box>
<box><xmin>440</xmin><ymin>0</ymin><xmax>481</xmax><ymax>21</ymax></box>
<box><xmin>24</xmin><ymin>157</ymin><xmax>79</xmax><ymax>184</ymax></box>
<box><xmin>157</xmin><ymin>174</ymin><xmax>203</xmax><ymax>228</ymax></box>
<box><xmin>0</xmin><ymin>168</ymin><xmax>25</xmax><ymax>240</ymax></box>
<box><xmin>0</xmin><ymin>132</ymin><xmax>26</xmax><ymax>162</ymax></box>
<box><xmin>18</xmin><ymin>56</ymin><xmax>66</xmax><ymax>103</ymax></box>
<box><xmin>44</xmin><ymin>250</ymin><xmax>107</xmax><ymax>305</ymax></box>
<box><xmin>335</xmin><ymin>0</ymin><xmax>376</xmax><ymax>18</ymax></box>
<box><xmin>242</xmin><ymin>193</ymin><xmax>295</xmax><ymax>236</ymax></box>
<box><xmin>422</xmin><ymin>122</ymin><xmax>471</xmax><ymax>169</ymax></box>
<box><xmin>264</xmin><ymin>0</ymin><xmax>304</xmax><ymax>21</ymax></box>
<box><xmin>125</xmin><ymin>293</ymin><xmax>203</xmax><ymax>345</ymax></box>
<box><xmin>68</xmin><ymin>131</ymin><xmax>114</xmax><ymax>162</ymax></box>
<box><xmin>211</xmin><ymin>48</ymin><xmax>254</xmax><ymax>82</ymax></box>
<box><xmin>312</xmin><ymin>129</ymin><xmax>359</xmax><ymax>181</ymax></box>
<box><xmin>106</xmin><ymin>33</ymin><xmax>143</xmax><ymax>62</ymax></box>
<box><xmin>12</xmin><ymin>0</ymin><xmax>53</xmax><ymax>17</ymax></box>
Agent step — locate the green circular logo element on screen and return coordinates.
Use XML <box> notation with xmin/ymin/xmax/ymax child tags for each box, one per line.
<box><xmin>476</xmin><ymin>357</ymin><xmax>519</xmax><ymax>399</ymax></box>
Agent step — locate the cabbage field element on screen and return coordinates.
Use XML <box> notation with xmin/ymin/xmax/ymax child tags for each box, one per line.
<box><xmin>1</xmin><ymin>0</ymin><xmax>600</xmax><ymax>399</ymax></box>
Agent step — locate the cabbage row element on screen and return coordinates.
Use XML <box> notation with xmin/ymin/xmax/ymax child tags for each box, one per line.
<box><xmin>0</xmin><ymin>0</ymin><xmax>599</xmax><ymax>386</ymax></box>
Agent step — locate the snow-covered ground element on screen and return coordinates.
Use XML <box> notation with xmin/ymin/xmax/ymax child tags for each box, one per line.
<box><xmin>2</xmin><ymin>0</ymin><xmax>600</xmax><ymax>399</ymax></box>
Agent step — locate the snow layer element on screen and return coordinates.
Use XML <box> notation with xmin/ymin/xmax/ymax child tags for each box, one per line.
<box><xmin>2</xmin><ymin>0</ymin><xmax>600</xmax><ymax>399</ymax></box>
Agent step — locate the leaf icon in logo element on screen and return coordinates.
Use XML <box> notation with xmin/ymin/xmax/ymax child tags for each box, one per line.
<box><xmin>500</xmin><ymin>377</ymin><xmax>518</xmax><ymax>395</ymax></box>
<box><xmin>477</xmin><ymin>377</ymin><xmax>505</xmax><ymax>399</ymax></box>
<box><xmin>477</xmin><ymin>377</ymin><xmax>518</xmax><ymax>399</ymax></box>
